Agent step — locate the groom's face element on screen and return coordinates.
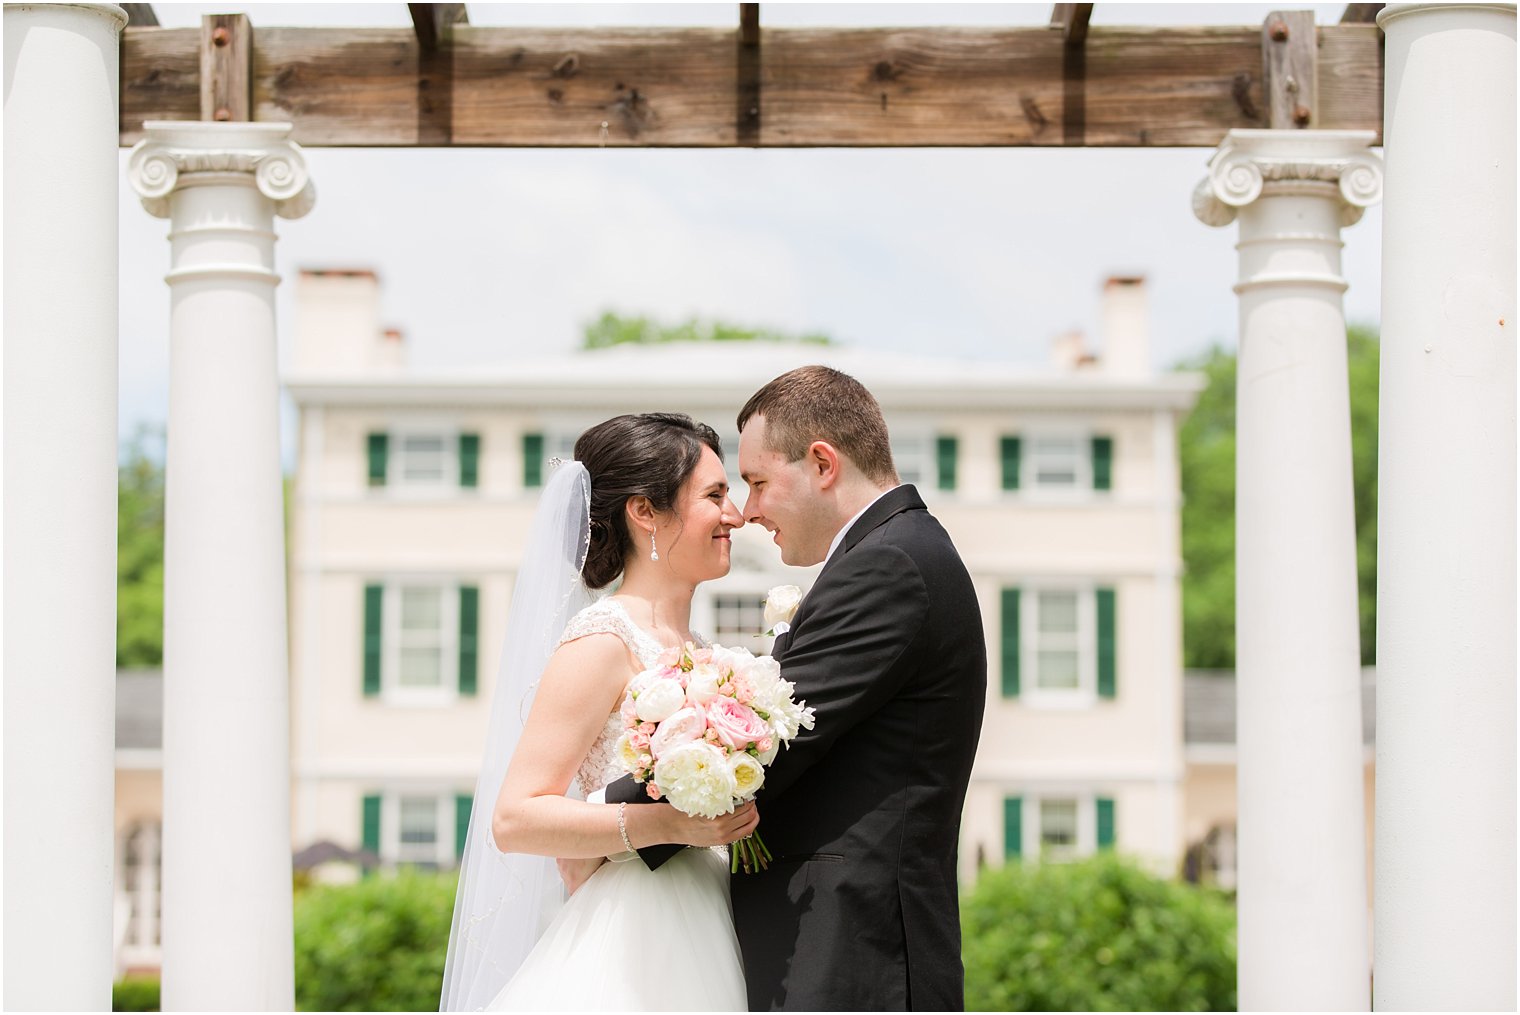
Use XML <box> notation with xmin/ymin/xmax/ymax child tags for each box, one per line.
<box><xmin>738</xmin><ymin>415</ymin><xmax>834</xmax><ymax>567</ymax></box>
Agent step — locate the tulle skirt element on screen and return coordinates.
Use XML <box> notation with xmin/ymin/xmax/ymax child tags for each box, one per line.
<box><xmin>486</xmin><ymin>846</ymin><xmax>747</xmax><ymax>1012</ymax></box>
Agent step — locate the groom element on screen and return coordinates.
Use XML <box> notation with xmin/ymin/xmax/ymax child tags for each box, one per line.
<box><xmin>609</xmin><ymin>365</ymin><xmax>987</xmax><ymax>1011</ymax></box>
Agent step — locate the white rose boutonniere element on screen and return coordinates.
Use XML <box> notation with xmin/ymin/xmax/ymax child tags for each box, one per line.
<box><xmin>764</xmin><ymin>584</ymin><xmax>803</xmax><ymax>636</ymax></box>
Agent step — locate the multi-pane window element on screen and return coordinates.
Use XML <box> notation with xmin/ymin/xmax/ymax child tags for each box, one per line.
<box><xmin>720</xmin><ymin>435</ymin><xmax>748</xmax><ymax>506</ymax></box>
<box><xmin>397</xmin><ymin>796</ymin><xmax>441</xmax><ymax>866</ymax></box>
<box><xmin>1030</xmin><ymin>435</ymin><xmax>1084</xmax><ymax>489</ymax></box>
<box><xmin>121</xmin><ymin>822</ymin><xmax>162</xmax><ymax>961</ymax></box>
<box><xmin>713</xmin><ymin>593</ymin><xmax>770</xmax><ymax>654</ymax></box>
<box><xmin>397</xmin><ymin>434</ymin><xmax>450</xmax><ymax>485</ymax></box>
<box><xmin>1035</xmin><ymin>591</ymin><xmax>1082</xmax><ymax>691</ymax></box>
<box><xmin>1039</xmin><ymin>799</ymin><xmax>1080</xmax><ymax>861</ymax></box>
<box><xmin>398</xmin><ymin>587</ymin><xmax>446</xmax><ymax>689</ymax></box>
<box><xmin>892</xmin><ymin>435</ymin><xmax>930</xmax><ymax>488</ymax></box>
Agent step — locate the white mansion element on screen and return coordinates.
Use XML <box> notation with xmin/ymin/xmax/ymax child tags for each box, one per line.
<box><xmin>280</xmin><ymin>268</ymin><xmax>1206</xmax><ymax>885</ymax></box>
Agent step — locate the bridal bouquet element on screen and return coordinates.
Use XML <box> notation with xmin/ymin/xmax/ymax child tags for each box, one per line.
<box><xmin>615</xmin><ymin>639</ymin><xmax>814</xmax><ymax>873</ymax></box>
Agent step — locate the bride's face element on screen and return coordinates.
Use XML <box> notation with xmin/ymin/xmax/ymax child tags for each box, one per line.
<box><xmin>651</xmin><ymin>446</ymin><xmax>744</xmax><ymax>583</ymax></box>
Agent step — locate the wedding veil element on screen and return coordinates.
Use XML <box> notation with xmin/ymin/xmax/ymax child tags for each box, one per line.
<box><xmin>440</xmin><ymin>460</ymin><xmax>595</xmax><ymax>1011</ymax></box>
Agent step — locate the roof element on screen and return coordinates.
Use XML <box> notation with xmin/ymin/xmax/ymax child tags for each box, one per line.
<box><xmin>1185</xmin><ymin>668</ymin><xmax>1377</xmax><ymax>747</ymax></box>
<box><xmin>285</xmin><ymin>340</ymin><xmax>1205</xmax><ymax>412</ymax></box>
<box><xmin>116</xmin><ymin>669</ymin><xmax>163</xmax><ymax>753</ymax></box>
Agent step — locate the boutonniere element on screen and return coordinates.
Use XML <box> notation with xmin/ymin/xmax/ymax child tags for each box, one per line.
<box><xmin>763</xmin><ymin>584</ymin><xmax>802</xmax><ymax>637</ymax></box>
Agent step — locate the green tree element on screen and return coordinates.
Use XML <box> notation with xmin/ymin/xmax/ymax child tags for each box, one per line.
<box><xmin>293</xmin><ymin>869</ymin><xmax>457</xmax><ymax>1011</ymax></box>
<box><xmin>1177</xmin><ymin>326</ymin><xmax>1380</xmax><ymax>668</ymax></box>
<box><xmin>581</xmin><ymin>310</ymin><xmax>833</xmax><ymax>350</ymax></box>
<box><xmin>961</xmin><ymin>853</ymin><xmax>1237</xmax><ymax>1012</ymax></box>
<box><xmin>117</xmin><ymin>427</ymin><xmax>165</xmax><ymax>667</ymax></box>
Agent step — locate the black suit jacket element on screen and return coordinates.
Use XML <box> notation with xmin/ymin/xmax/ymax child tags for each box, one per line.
<box><xmin>609</xmin><ymin>486</ymin><xmax>987</xmax><ymax>1011</ymax></box>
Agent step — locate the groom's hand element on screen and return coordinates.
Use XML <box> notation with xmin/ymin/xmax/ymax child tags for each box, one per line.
<box><xmin>556</xmin><ymin>855</ymin><xmax>604</xmax><ymax>896</ymax></box>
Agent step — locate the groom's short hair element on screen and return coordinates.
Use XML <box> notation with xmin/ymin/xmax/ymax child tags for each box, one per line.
<box><xmin>738</xmin><ymin>365</ymin><xmax>899</xmax><ymax>486</ymax></box>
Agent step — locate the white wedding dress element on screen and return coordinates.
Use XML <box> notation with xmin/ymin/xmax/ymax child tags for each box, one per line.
<box><xmin>485</xmin><ymin>598</ymin><xmax>748</xmax><ymax>1012</ymax></box>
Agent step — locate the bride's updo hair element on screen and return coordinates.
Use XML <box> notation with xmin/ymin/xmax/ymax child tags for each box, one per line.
<box><xmin>575</xmin><ymin>412</ymin><xmax>724</xmax><ymax>589</ymax></box>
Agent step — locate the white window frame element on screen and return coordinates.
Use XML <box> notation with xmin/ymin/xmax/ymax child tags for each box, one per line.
<box><xmin>1020</xmin><ymin>429</ymin><xmax>1094</xmax><ymax>499</ymax></box>
<box><xmin>1019</xmin><ymin>793</ymin><xmax>1098</xmax><ymax>864</ymax></box>
<box><xmin>382</xmin><ymin>790</ymin><xmax>456</xmax><ymax>869</ymax></box>
<box><xmin>386</xmin><ymin>425</ymin><xmax>460</xmax><ymax>495</ymax></box>
<box><xmin>719</xmin><ymin>433</ymin><xmax>749</xmax><ymax>508</ymax></box>
<box><xmin>1023</xmin><ymin>585</ymin><xmax>1097</xmax><ymax>709</ymax></box>
<box><xmin>382</xmin><ymin>580</ymin><xmax>459</xmax><ymax>707</ymax></box>
<box><xmin>888</xmin><ymin>429</ymin><xmax>937</xmax><ymax>492</ymax></box>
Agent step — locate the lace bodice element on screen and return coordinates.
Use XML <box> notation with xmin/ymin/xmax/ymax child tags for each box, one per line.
<box><xmin>559</xmin><ymin>598</ymin><xmax>705</xmax><ymax>797</ymax></box>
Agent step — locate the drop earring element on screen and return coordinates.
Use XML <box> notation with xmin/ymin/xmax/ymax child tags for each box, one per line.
<box><xmin>650</xmin><ymin>526</ymin><xmax>659</xmax><ymax>562</ymax></box>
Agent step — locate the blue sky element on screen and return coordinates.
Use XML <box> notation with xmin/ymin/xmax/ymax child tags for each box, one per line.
<box><xmin>117</xmin><ymin>3</ymin><xmax>1381</xmax><ymax>454</ymax></box>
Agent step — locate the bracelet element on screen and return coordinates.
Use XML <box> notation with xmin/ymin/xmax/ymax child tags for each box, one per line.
<box><xmin>617</xmin><ymin>801</ymin><xmax>635</xmax><ymax>853</ymax></box>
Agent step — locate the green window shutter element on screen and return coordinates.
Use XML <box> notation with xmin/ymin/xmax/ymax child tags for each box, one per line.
<box><xmin>459</xmin><ymin>433</ymin><xmax>480</xmax><ymax>489</ymax></box>
<box><xmin>1091</xmin><ymin>436</ymin><xmax>1113</xmax><ymax>491</ymax></box>
<box><xmin>458</xmin><ymin>585</ymin><xmax>479</xmax><ymax>696</ymax></box>
<box><xmin>362</xmin><ymin>794</ymin><xmax>382</xmax><ymax>856</ymax></box>
<box><xmin>1096</xmin><ymin>797</ymin><xmax>1116</xmax><ymax>850</ymax></box>
<box><xmin>455</xmin><ymin>794</ymin><xmax>472</xmax><ymax>860</ymax></box>
<box><xmin>935</xmin><ymin>436</ymin><xmax>958</xmax><ymax>492</ymax></box>
<box><xmin>363</xmin><ymin>584</ymin><xmax>383</xmax><ymax>697</ymax></box>
<box><xmin>999</xmin><ymin>436</ymin><xmax>1022</xmax><ymax>491</ymax></box>
<box><xmin>1004</xmin><ymin>796</ymin><xmax>1023</xmax><ymax>861</ymax></box>
<box><xmin>1096</xmin><ymin>587</ymin><xmax>1117</xmax><ymax>699</ymax></box>
<box><xmin>522</xmin><ymin>432</ymin><xmax>545</xmax><ymax>489</ymax></box>
<box><xmin>367</xmin><ymin>432</ymin><xmax>389</xmax><ymax>487</ymax></box>
<box><xmin>1000</xmin><ymin>588</ymin><xmax>1021</xmax><ymax>698</ymax></box>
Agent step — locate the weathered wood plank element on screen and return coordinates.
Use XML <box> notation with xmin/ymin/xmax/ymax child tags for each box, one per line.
<box><xmin>119</xmin><ymin>24</ymin><xmax>1383</xmax><ymax>147</ymax></box>
<box><xmin>408</xmin><ymin>3</ymin><xmax>468</xmax><ymax>53</ymax></box>
<box><xmin>201</xmin><ymin>13</ymin><xmax>252</xmax><ymax>122</ymax></box>
<box><xmin>121</xmin><ymin>4</ymin><xmax>158</xmax><ymax>27</ymax></box>
<box><xmin>1340</xmin><ymin>3</ymin><xmax>1384</xmax><ymax>24</ymax></box>
<box><xmin>122</xmin><ymin>28</ymin><xmax>199</xmax><ymax>143</ymax></box>
<box><xmin>1262</xmin><ymin>11</ymin><xmax>1316</xmax><ymax>129</ymax></box>
<box><xmin>1051</xmin><ymin>4</ymin><xmax>1094</xmax><ymax>48</ymax></box>
<box><xmin>738</xmin><ymin>5</ymin><xmax>762</xmax><ymax>146</ymax></box>
<box><xmin>1318</xmin><ymin>24</ymin><xmax>1382</xmax><ymax>132</ymax></box>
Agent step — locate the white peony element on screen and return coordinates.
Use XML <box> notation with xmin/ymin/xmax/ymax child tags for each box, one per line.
<box><xmin>615</xmin><ymin>732</ymin><xmax>641</xmax><ymax>773</ymax></box>
<box><xmin>649</xmin><ymin>707</ymin><xmax>706</xmax><ymax>758</ymax></box>
<box><xmin>653</xmin><ymin>742</ymin><xmax>739</xmax><ymax>819</ymax></box>
<box><xmin>635</xmin><ymin>677</ymin><xmax>687</xmax><ymax>723</ymax></box>
<box><xmin>729</xmin><ymin>752</ymin><xmax>766</xmax><ymax>800</ymax></box>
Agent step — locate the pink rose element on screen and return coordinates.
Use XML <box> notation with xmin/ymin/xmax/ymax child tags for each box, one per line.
<box><xmin>691</xmin><ymin>648</ymin><xmax>714</xmax><ymax>666</ymax></box>
<box><xmin>620</xmin><ymin>696</ymin><xmax>638</xmax><ymax>726</ymax></box>
<box><xmin>639</xmin><ymin>721</ymin><xmax>657</xmax><ymax>735</ymax></box>
<box><xmin>657</xmin><ymin>646</ymin><xmax>682</xmax><ymax>668</ymax></box>
<box><xmin>649</xmin><ymin>707</ymin><xmax>707</xmax><ymax>759</ymax></box>
<box><xmin>646</xmin><ymin>782</ymin><xmax>663</xmax><ymax>800</ymax></box>
<box><xmin>707</xmin><ymin>697</ymin><xmax>770</xmax><ymax>750</ymax></box>
<box><xmin>629</xmin><ymin>730</ymin><xmax>651</xmax><ymax>752</ymax></box>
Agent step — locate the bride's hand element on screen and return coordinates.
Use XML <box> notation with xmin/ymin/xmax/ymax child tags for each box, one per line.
<box><xmin>662</xmin><ymin>800</ymin><xmax>760</xmax><ymax>847</ymax></box>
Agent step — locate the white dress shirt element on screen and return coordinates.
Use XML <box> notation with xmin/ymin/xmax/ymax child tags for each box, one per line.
<box><xmin>824</xmin><ymin>486</ymin><xmax>899</xmax><ymax>565</ymax></box>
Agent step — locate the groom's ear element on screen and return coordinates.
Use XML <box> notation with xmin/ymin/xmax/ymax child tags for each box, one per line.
<box><xmin>807</xmin><ymin>441</ymin><xmax>843</xmax><ymax>489</ymax></box>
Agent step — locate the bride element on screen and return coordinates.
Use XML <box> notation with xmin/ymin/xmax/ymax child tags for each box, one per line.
<box><xmin>441</xmin><ymin>413</ymin><xmax>754</xmax><ymax>1012</ymax></box>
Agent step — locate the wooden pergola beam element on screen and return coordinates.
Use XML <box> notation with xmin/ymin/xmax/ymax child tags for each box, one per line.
<box><xmin>1340</xmin><ymin>3</ymin><xmax>1385</xmax><ymax>23</ymax></box>
<box><xmin>121</xmin><ymin>3</ymin><xmax>158</xmax><ymax>28</ymax></box>
<box><xmin>1051</xmin><ymin>4</ymin><xmax>1094</xmax><ymax>48</ymax></box>
<box><xmin>119</xmin><ymin>24</ymin><xmax>1383</xmax><ymax>148</ymax></box>
<box><xmin>200</xmin><ymin>13</ymin><xmax>252</xmax><ymax>122</ymax></box>
<box><xmin>408</xmin><ymin>3</ymin><xmax>468</xmax><ymax>52</ymax></box>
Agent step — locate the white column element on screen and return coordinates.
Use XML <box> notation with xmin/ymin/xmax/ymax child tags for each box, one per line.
<box><xmin>128</xmin><ymin>121</ymin><xmax>315</xmax><ymax>1011</ymax></box>
<box><xmin>1374</xmin><ymin>5</ymin><xmax>1517</xmax><ymax>1010</ymax></box>
<box><xmin>1194</xmin><ymin>130</ymin><xmax>1380</xmax><ymax>1011</ymax></box>
<box><xmin>3</xmin><ymin>4</ymin><xmax>127</xmax><ymax>1010</ymax></box>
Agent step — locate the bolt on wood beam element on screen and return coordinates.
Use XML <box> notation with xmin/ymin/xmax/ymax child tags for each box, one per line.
<box><xmin>738</xmin><ymin>4</ymin><xmax>761</xmax><ymax>145</ymax></box>
<box><xmin>200</xmin><ymin>13</ymin><xmax>251</xmax><ymax>122</ymax></box>
<box><xmin>1262</xmin><ymin>9</ymin><xmax>1317</xmax><ymax>129</ymax></box>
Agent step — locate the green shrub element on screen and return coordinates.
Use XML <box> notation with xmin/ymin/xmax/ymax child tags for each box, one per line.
<box><xmin>112</xmin><ymin>976</ymin><xmax>160</xmax><ymax>1012</ymax></box>
<box><xmin>962</xmin><ymin>853</ymin><xmax>1236</xmax><ymax>1012</ymax></box>
<box><xmin>293</xmin><ymin>869</ymin><xmax>458</xmax><ymax>1011</ymax></box>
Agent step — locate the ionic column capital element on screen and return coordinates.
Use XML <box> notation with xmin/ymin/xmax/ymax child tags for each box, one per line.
<box><xmin>1193</xmin><ymin>129</ymin><xmax>1383</xmax><ymax>228</ymax></box>
<box><xmin>127</xmin><ymin>121</ymin><xmax>315</xmax><ymax>220</ymax></box>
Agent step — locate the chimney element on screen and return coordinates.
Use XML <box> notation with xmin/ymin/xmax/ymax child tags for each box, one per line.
<box><xmin>1050</xmin><ymin>329</ymin><xmax>1089</xmax><ymax>371</ymax></box>
<box><xmin>1099</xmin><ymin>275</ymin><xmax>1151</xmax><ymax>378</ymax></box>
<box><xmin>293</xmin><ymin>269</ymin><xmax>404</xmax><ymax>372</ymax></box>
